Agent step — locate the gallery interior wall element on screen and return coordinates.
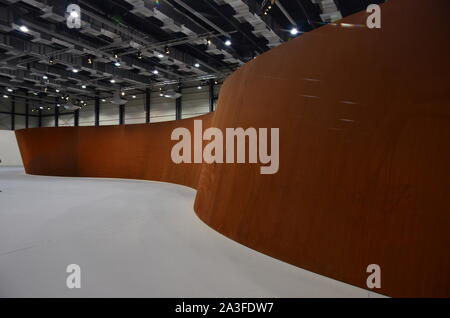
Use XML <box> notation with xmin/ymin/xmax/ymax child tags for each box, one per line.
<box><xmin>0</xmin><ymin>130</ymin><xmax>22</xmax><ymax>166</ymax></box>
<box><xmin>14</xmin><ymin>0</ymin><xmax>450</xmax><ymax>297</ymax></box>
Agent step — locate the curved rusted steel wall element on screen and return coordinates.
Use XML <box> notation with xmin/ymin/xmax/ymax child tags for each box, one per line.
<box><xmin>15</xmin><ymin>0</ymin><xmax>450</xmax><ymax>297</ymax></box>
<box><xmin>195</xmin><ymin>0</ymin><xmax>450</xmax><ymax>298</ymax></box>
<box><xmin>16</xmin><ymin>114</ymin><xmax>213</xmax><ymax>188</ymax></box>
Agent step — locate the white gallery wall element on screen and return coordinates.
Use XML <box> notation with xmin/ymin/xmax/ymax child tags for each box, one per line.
<box><xmin>0</xmin><ymin>130</ymin><xmax>22</xmax><ymax>166</ymax></box>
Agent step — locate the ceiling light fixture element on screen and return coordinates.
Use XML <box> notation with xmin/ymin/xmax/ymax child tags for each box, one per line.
<box><xmin>157</xmin><ymin>53</ymin><xmax>164</xmax><ymax>58</ymax></box>
<box><xmin>290</xmin><ymin>27</ymin><xmax>299</xmax><ymax>36</ymax></box>
<box><xmin>3</xmin><ymin>95</ymin><xmax>8</xmax><ymax>98</ymax></box>
<box><xmin>42</xmin><ymin>75</ymin><xmax>48</xmax><ymax>80</ymax></box>
<box><xmin>72</xmin><ymin>69</ymin><xmax>79</xmax><ymax>73</ymax></box>
<box><xmin>153</xmin><ymin>70</ymin><xmax>159</xmax><ymax>75</ymax></box>
<box><xmin>110</xmin><ymin>79</ymin><xmax>116</xmax><ymax>83</ymax></box>
<box><xmin>225</xmin><ymin>40</ymin><xmax>232</xmax><ymax>46</ymax></box>
<box><xmin>19</xmin><ymin>25</ymin><xmax>29</xmax><ymax>33</ymax></box>
<box><xmin>114</xmin><ymin>61</ymin><xmax>121</xmax><ymax>67</ymax></box>
<box><xmin>194</xmin><ymin>63</ymin><xmax>200</xmax><ymax>68</ymax></box>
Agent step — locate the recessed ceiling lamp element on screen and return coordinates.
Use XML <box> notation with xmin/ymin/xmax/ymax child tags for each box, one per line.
<box><xmin>153</xmin><ymin>70</ymin><xmax>159</xmax><ymax>75</ymax></box>
<box><xmin>121</xmin><ymin>92</ymin><xmax>125</xmax><ymax>96</ymax></box>
<box><xmin>225</xmin><ymin>40</ymin><xmax>232</xmax><ymax>46</ymax></box>
<box><xmin>132</xmin><ymin>95</ymin><xmax>136</xmax><ymax>99</ymax></box>
<box><xmin>72</xmin><ymin>69</ymin><xmax>79</xmax><ymax>73</ymax></box>
<box><xmin>3</xmin><ymin>95</ymin><xmax>8</xmax><ymax>98</ymax></box>
<box><xmin>194</xmin><ymin>63</ymin><xmax>200</xmax><ymax>68</ymax></box>
<box><xmin>197</xmin><ymin>86</ymin><xmax>202</xmax><ymax>90</ymax></box>
<box><xmin>7</xmin><ymin>88</ymin><xmax>13</xmax><ymax>92</ymax></box>
<box><xmin>19</xmin><ymin>25</ymin><xmax>29</xmax><ymax>33</ymax></box>
<box><xmin>102</xmin><ymin>99</ymin><xmax>106</xmax><ymax>102</ymax></box>
<box><xmin>42</xmin><ymin>75</ymin><xmax>48</xmax><ymax>80</ymax></box>
<box><xmin>55</xmin><ymin>89</ymin><xmax>60</xmax><ymax>93</ymax></box>
<box><xmin>157</xmin><ymin>53</ymin><xmax>164</xmax><ymax>58</ymax></box>
<box><xmin>114</xmin><ymin>61</ymin><xmax>121</xmax><ymax>67</ymax></box>
<box><xmin>290</xmin><ymin>27</ymin><xmax>299</xmax><ymax>36</ymax></box>
<box><xmin>81</xmin><ymin>85</ymin><xmax>86</xmax><ymax>89</ymax></box>
<box><xmin>110</xmin><ymin>79</ymin><xmax>116</xmax><ymax>83</ymax></box>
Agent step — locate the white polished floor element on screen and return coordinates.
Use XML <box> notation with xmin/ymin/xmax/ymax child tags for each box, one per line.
<box><xmin>0</xmin><ymin>167</ymin><xmax>385</xmax><ymax>298</ymax></box>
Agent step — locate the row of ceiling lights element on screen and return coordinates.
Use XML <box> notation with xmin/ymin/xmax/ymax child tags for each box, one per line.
<box><xmin>13</xmin><ymin>17</ymin><xmax>232</xmax><ymax>104</ymax></box>
<box><xmin>18</xmin><ymin>22</ymin><xmax>231</xmax><ymax>69</ymax></box>
<box><xmin>16</xmin><ymin>19</ymin><xmax>234</xmax><ymax>99</ymax></box>
<box><xmin>3</xmin><ymin>79</ymin><xmax>219</xmax><ymax>110</ymax></box>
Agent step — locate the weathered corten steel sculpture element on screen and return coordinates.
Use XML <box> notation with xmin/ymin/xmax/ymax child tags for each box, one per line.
<box><xmin>16</xmin><ymin>0</ymin><xmax>450</xmax><ymax>297</ymax></box>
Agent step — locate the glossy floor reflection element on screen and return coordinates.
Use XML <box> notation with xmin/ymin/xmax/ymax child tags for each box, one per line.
<box><xmin>0</xmin><ymin>167</ymin><xmax>385</xmax><ymax>298</ymax></box>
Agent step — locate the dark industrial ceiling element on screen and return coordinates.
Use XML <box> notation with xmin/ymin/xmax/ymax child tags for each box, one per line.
<box><xmin>0</xmin><ymin>0</ymin><xmax>385</xmax><ymax>107</ymax></box>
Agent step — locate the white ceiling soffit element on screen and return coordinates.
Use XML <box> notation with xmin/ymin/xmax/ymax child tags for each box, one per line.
<box><xmin>311</xmin><ymin>0</ymin><xmax>342</xmax><ymax>23</ymax></box>
<box><xmin>124</xmin><ymin>0</ymin><xmax>243</xmax><ymax>66</ymax></box>
<box><xmin>214</xmin><ymin>0</ymin><xmax>282</xmax><ymax>48</ymax></box>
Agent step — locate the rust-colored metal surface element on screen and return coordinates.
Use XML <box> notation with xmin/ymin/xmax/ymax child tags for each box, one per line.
<box><xmin>15</xmin><ymin>0</ymin><xmax>450</xmax><ymax>297</ymax></box>
<box><xmin>17</xmin><ymin>114</ymin><xmax>213</xmax><ymax>188</ymax></box>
